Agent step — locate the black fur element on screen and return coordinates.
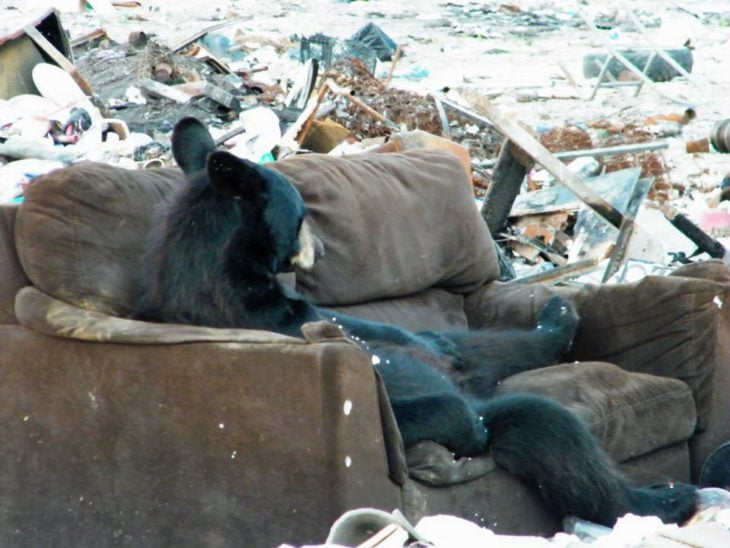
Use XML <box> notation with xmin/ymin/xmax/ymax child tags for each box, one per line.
<box><xmin>136</xmin><ymin>117</ymin><xmax>700</xmax><ymax>527</ymax></box>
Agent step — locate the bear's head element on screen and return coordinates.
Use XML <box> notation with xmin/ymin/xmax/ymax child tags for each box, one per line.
<box><xmin>170</xmin><ymin>117</ymin><xmax>324</xmax><ymax>275</ymax></box>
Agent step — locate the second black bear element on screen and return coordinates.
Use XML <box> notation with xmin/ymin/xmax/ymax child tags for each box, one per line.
<box><xmin>136</xmin><ymin>117</ymin><xmax>699</xmax><ymax>527</ymax></box>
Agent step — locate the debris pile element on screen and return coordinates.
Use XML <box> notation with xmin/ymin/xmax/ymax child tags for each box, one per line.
<box><xmin>1</xmin><ymin>3</ymin><xmax>729</xmax><ymax>286</ymax></box>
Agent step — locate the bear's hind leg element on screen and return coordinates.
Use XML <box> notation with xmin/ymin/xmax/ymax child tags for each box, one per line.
<box><xmin>628</xmin><ymin>483</ymin><xmax>700</xmax><ymax>525</ymax></box>
<box><xmin>477</xmin><ymin>393</ymin><xmax>698</xmax><ymax>526</ymax></box>
<box><xmin>438</xmin><ymin>296</ymin><xmax>580</xmax><ymax>397</ymax></box>
<box><xmin>535</xmin><ymin>294</ymin><xmax>580</xmax><ymax>356</ymax></box>
<box><xmin>389</xmin><ymin>393</ymin><xmax>489</xmax><ymax>457</ymax></box>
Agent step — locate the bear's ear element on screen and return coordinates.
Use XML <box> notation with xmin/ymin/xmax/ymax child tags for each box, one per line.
<box><xmin>171</xmin><ymin>117</ymin><xmax>217</xmax><ymax>175</ymax></box>
<box><xmin>206</xmin><ymin>150</ymin><xmax>266</xmax><ymax>200</ymax></box>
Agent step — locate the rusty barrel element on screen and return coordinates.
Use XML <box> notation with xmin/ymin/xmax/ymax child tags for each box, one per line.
<box><xmin>710</xmin><ymin>119</ymin><xmax>730</xmax><ymax>153</ymax></box>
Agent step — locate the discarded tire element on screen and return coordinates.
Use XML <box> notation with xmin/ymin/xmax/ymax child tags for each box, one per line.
<box><xmin>582</xmin><ymin>47</ymin><xmax>693</xmax><ymax>82</ymax></box>
<box><xmin>710</xmin><ymin>119</ymin><xmax>730</xmax><ymax>153</ymax></box>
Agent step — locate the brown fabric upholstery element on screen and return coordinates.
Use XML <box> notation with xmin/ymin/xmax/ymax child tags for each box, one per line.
<box><xmin>15</xmin><ymin>164</ymin><xmax>181</xmax><ymax>317</ymax></box>
<box><xmin>406</xmin><ymin>441</ymin><xmax>497</xmax><ymax>486</ymax></box>
<box><xmin>274</xmin><ymin>150</ymin><xmax>500</xmax><ymax>306</ymax></box>
<box><xmin>332</xmin><ymin>288</ymin><xmax>468</xmax><ymax>332</ymax></box>
<box><xmin>0</xmin><ymin>325</ymin><xmax>399</xmax><ymax>546</ymax></box>
<box><xmin>464</xmin><ymin>281</ymin><xmax>559</xmax><ymax>329</ymax></box>
<box><xmin>0</xmin><ymin>205</ymin><xmax>27</xmax><ymax>324</ymax></box>
<box><xmin>465</xmin><ymin>276</ymin><xmax>724</xmax><ymax>432</ymax></box>
<box><xmin>671</xmin><ymin>259</ymin><xmax>730</xmax><ymax>285</ymax></box>
<box><xmin>15</xmin><ymin>151</ymin><xmax>499</xmax><ymax>319</ymax></box>
<box><xmin>402</xmin><ymin>361</ymin><xmax>695</xmax><ymax>486</ymax></box>
<box><xmin>3</xmin><ymin>151</ymin><xmax>727</xmax><ymax>542</ymax></box>
<box><xmin>14</xmin><ymin>286</ymin><xmax>304</xmax><ymax>345</ymax></box>
<box><xmin>562</xmin><ymin>276</ymin><xmax>724</xmax><ymax>431</ymax></box>
<box><xmin>495</xmin><ymin>361</ymin><xmax>696</xmax><ymax>463</ymax></box>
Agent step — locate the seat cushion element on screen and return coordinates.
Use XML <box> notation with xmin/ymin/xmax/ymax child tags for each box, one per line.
<box><xmin>403</xmin><ymin>361</ymin><xmax>696</xmax><ymax>488</ymax></box>
<box><xmin>494</xmin><ymin>361</ymin><xmax>696</xmax><ymax>463</ymax></box>
<box><xmin>274</xmin><ymin>149</ymin><xmax>499</xmax><ymax>306</ymax></box>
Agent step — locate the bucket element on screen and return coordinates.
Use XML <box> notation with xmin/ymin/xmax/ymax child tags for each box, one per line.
<box><xmin>710</xmin><ymin>119</ymin><xmax>730</xmax><ymax>153</ymax></box>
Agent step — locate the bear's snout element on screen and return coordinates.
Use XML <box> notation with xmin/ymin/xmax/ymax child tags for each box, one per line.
<box><xmin>291</xmin><ymin>220</ymin><xmax>325</xmax><ymax>271</ymax></box>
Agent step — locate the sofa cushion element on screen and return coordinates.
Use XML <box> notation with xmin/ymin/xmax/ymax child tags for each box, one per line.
<box><xmin>14</xmin><ymin>286</ymin><xmax>307</xmax><ymax>345</ymax></box>
<box><xmin>274</xmin><ymin>149</ymin><xmax>499</xmax><ymax>306</ymax></box>
<box><xmin>15</xmin><ymin>151</ymin><xmax>497</xmax><ymax>318</ymax></box>
<box><xmin>403</xmin><ymin>361</ymin><xmax>696</xmax><ymax>487</ymax></box>
<box><xmin>494</xmin><ymin>361</ymin><xmax>696</xmax><ymax>463</ymax></box>
<box><xmin>15</xmin><ymin>163</ymin><xmax>181</xmax><ymax>317</ymax></box>
<box><xmin>332</xmin><ymin>288</ymin><xmax>468</xmax><ymax>332</ymax></box>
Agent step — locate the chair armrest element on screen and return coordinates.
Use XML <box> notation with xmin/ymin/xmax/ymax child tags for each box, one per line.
<box><xmin>465</xmin><ymin>272</ymin><xmax>728</xmax><ymax>430</ymax></box>
<box><xmin>0</xmin><ymin>322</ymin><xmax>402</xmax><ymax>544</ymax></box>
<box><xmin>562</xmin><ymin>274</ymin><xmax>725</xmax><ymax>426</ymax></box>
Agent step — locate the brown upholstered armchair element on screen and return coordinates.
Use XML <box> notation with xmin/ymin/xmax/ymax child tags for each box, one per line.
<box><xmin>1</xmin><ymin>149</ymin><xmax>728</xmax><ymax>546</ymax></box>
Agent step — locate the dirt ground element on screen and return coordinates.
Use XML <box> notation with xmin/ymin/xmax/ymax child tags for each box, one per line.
<box><xmin>3</xmin><ymin>0</ymin><xmax>730</xmax><ymax>261</ymax></box>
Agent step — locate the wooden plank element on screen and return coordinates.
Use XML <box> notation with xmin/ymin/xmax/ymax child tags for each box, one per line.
<box><xmin>356</xmin><ymin>524</ymin><xmax>408</xmax><ymax>547</ymax></box>
<box><xmin>438</xmin><ymin>97</ymin><xmax>498</xmax><ymax>131</ymax></box>
<box><xmin>138</xmin><ymin>78</ymin><xmax>192</xmax><ymax>104</ymax></box>
<box><xmin>601</xmin><ymin>177</ymin><xmax>654</xmax><ymax>281</ymax></box>
<box><xmin>22</xmin><ymin>24</ymin><xmax>93</xmax><ymax>96</ymax></box>
<box><xmin>170</xmin><ymin>16</ymin><xmax>254</xmax><ymax>53</ymax></box>
<box><xmin>481</xmin><ymin>140</ymin><xmax>531</xmax><ymax>237</ymax></box>
<box><xmin>459</xmin><ymin>89</ymin><xmax>626</xmax><ymax>229</ymax></box>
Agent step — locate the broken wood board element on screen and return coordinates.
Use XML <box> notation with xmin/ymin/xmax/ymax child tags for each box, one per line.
<box><xmin>138</xmin><ymin>78</ymin><xmax>192</xmax><ymax>104</ymax></box>
<box><xmin>356</xmin><ymin>523</ymin><xmax>408</xmax><ymax>547</ymax></box>
<box><xmin>458</xmin><ymin>88</ymin><xmax>627</xmax><ymax>229</ymax></box>
<box><xmin>0</xmin><ymin>9</ymin><xmax>73</xmax><ymax>99</ymax></box>
<box><xmin>482</xmin><ymin>139</ymin><xmax>532</xmax><ymax>237</ymax></box>
<box><xmin>510</xmin><ymin>259</ymin><xmax>599</xmax><ymax>285</ymax></box>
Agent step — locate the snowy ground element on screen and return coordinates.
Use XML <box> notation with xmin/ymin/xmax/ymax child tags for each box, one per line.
<box><xmin>4</xmin><ymin>1</ymin><xmax>730</xmax><ymax>215</ymax></box>
<box><xmin>3</xmin><ymin>0</ymin><xmax>729</xmax><ymax>185</ymax></box>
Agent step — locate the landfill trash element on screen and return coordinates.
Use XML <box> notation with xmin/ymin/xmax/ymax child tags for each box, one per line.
<box><xmin>710</xmin><ymin>119</ymin><xmax>730</xmax><ymax>153</ymax></box>
<box><xmin>1</xmin><ymin>3</ymin><xmax>730</xmax><ymax>547</ymax></box>
<box><xmin>582</xmin><ymin>47</ymin><xmax>694</xmax><ymax>82</ymax></box>
<box><xmin>284</xmin><ymin>501</ymin><xmax>730</xmax><ymax>548</ymax></box>
<box><xmin>0</xmin><ymin>158</ymin><xmax>64</xmax><ymax>203</ymax></box>
<box><xmin>0</xmin><ymin>1</ymin><xmax>727</xmax><ymax>287</ymax></box>
<box><xmin>227</xmin><ymin>106</ymin><xmax>281</xmax><ymax>163</ymax></box>
<box><xmin>349</xmin><ymin>22</ymin><xmax>398</xmax><ymax>62</ymax></box>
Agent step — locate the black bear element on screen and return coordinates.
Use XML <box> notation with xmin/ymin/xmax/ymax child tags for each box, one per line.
<box><xmin>136</xmin><ymin>117</ymin><xmax>700</xmax><ymax>527</ymax></box>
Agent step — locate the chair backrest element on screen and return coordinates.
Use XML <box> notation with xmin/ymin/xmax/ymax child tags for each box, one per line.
<box><xmin>13</xmin><ymin>150</ymin><xmax>500</xmax><ymax>319</ymax></box>
<box><xmin>277</xmin><ymin>149</ymin><xmax>500</xmax><ymax>306</ymax></box>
